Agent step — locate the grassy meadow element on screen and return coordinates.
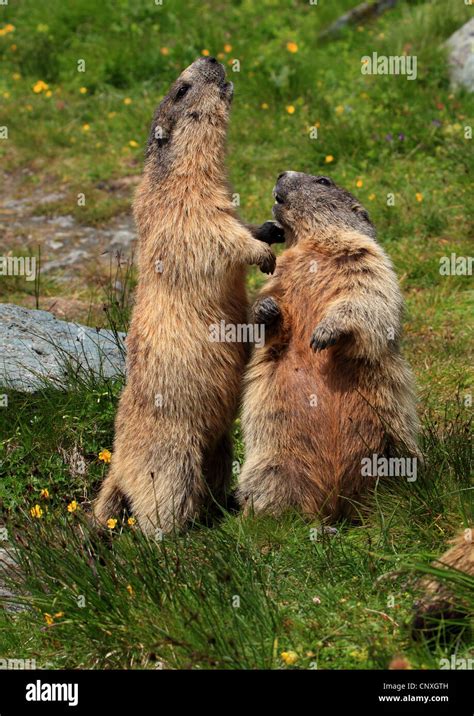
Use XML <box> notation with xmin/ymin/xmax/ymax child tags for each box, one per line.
<box><xmin>0</xmin><ymin>0</ymin><xmax>472</xmax><ymax>670</ymax></box>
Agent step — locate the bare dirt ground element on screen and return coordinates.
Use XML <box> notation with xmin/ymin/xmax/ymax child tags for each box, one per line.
<box><xmin>0</xmin><ymin>170</ymin><xmax>139</xmax><ymax>323</ymax></box>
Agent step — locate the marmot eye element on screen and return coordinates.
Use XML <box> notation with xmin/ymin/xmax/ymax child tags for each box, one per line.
<box><xmin>316</xmin><ymin>177</ymin><xmax>332</xmax><ymax>187</ymax></box>
<box><xmin>175</xmin><ymin>84</ymin><xmax>191</xmax><ymax>100</ymax></box>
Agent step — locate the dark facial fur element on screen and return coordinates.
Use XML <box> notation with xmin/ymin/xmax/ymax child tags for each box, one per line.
<box><xmin>145</xmin><ymin>57</ymin><xmax>233</xmax><ymax>166</ymax></box>
<box><xmin>272</xmin><ymin>171</ymin><xmax>376</xmax><ymax>242</ymax></box>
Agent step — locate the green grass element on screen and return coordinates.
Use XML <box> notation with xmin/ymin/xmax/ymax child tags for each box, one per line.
<box><xmin>0</xmin><ymin>375</ymin><xmax>472</xmax><ymax>669</ymax></box>
<box><xmin>0</xmin><ymin>0</ymin><xmax>473</xmax><ymax>670</ymax></box>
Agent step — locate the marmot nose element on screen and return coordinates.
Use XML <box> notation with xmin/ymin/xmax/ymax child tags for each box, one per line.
<box><xmin>205</xmin><ymin>56</ymin><xmax>218</xmax><ymax>64</ymax></box>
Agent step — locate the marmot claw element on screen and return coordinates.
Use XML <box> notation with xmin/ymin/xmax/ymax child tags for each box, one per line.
<box><xmin>253</xmin><ymin>297</ymin><xmax>281</xmax><ymax>325</ymax></box>
<box><xmin>255</xmin><ymin>221</ymin><xmax>285</xmax><ymax>245</ymax></box>
<box><xmin>258</xmin><ymin>247</ymin><xmax>276</xmax><ymax>275</ymax></box>
<box><xmin>310</xmin><ymin>323</ymin><xmax>340</xmax><ymax>351</ymax></box>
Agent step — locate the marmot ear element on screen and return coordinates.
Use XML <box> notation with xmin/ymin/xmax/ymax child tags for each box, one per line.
<box><xmin>351</xmin><ymin>203</ymin><xmax>370</xmax><ymax>222</ymax></box>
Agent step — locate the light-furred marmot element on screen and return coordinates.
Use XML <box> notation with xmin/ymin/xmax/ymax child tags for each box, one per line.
<box><xmin>412</xmin><ymin>528</ymin><xmax>473</xmax><ymax>637</ymax></box>
<box><xmin>237</xmin><ymin>171</ymin><xmax>420</xmax><ymax>519</ymax></box>
<box><xmin>93</xmin><ymin>57</ymin><xmax>280</xmax><ymax>533</ymax></box>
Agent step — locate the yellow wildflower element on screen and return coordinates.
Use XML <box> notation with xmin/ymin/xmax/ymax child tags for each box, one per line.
<box><xmin>286</xmin><ymin>42</ymin><xmax>298</xmax><ymax>53</ymax></box>
<box><xmin>286</xmin><ymin>105</ymin><xmax>295</xmax><ymax>115</ymax></box>
<box><xmin>32</xmin><ymin>80</ymin><xmax>49</xmax><ymax>94</ymax></box>
<box><xmin>40</xmin><ymin>488</ymin><xmax>49</xmax><ymax>499</ymax></box>
<box><xmin>356</xmin><ymin>179</ymin><xmax>363</xmax><ymax>188</ymax></box>
<box><xmin>325</xmin><ymin>155</ymin><xmax>334</xmax><ymax>163</ymax></box>
<box><xmin>79</xmin><ymin>87</ymin><xmax>87</xmax><ymax>94</ymax></box>
<box><xmin>201</xmin><ymin>49</ymin><xmax>210</xmax><ymax>56</ymax></box>
<box><xmin>160</xmin><ymin>47</ymin><xmax>169</xmax><ymax>56</ymax></box>
<box><xmin>224</xmin><ymin>44</ymin><xmax>232</xmax><ymax>53</ymax></box>
<box><xmin>281</xmin><ymin>651</ymin><xmax>298</xmax><ymax>665</ymax></box>
<box><xmin>30</xmin><ymin>504</ymin><xmax>43</xmax><ymax>518</ymax></box>
<box><xmin>129</xmin><ymin>140</ymin><xmax>139</xmax><ymax>148</ymax></box>
<box><xmin>44</xmin><ymin>613</ymin><xmax>54</xmax><ymax>625</ymax></box>
<box><xmin>416</xmin><ymin>193</ymin><xmax>423</xmax><ymax>203</ymax></box>
<box><xmin>261</xmin><ymin>102</ymin><xmax>269</xmax><ymax>110</ymax></box>
<box><xmin>99</xmin><ymin>449</ymin><xmax>112</xmax><ymax>463</ymax></box>
<box><xmin>0</xmin><ymin>24</ymin><xmax>15</xmax><ymax>36</ymax></box>
<box><xmin>82</xmin><ymin>123</ymin><xmax>90</xmax><ymax>132</ymax></box>
<box><xmin>127</xmin><ymin>517</ymin><xmax>136</xmax><ymax>526</ymax></box>
<box><xmin>107</xmin><ymin>518</ymin><xmax>117</xmax><ymax>530</ymax></box>
<box><xmin>67</xmin><ymin>500</ymin><xmax>78</xmax><ymax>513</ymax></box>
<box><xmin>349</xmin><ymin>648</ymin><xmax>368</xmax><ymax>661</ymax></box>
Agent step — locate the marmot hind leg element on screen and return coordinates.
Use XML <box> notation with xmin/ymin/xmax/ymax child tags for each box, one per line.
<box><xmin>237</xmin><ymin>457</ymin><xmax>341</xmax><ymax>518</ymax></box>
<box><xmin>93</xmin><ymin>471</ymin><xmax>128</xmax><ymax>528</ymax></box>
<box><xmin>237</xmin><ymin>458</ymin><xmax>302</xmax><ymax>515</ymax></box>
<box><xmin>94</xmin><ymin>431</ymin><xmax>208</xmax><ymax>535</ymax></box>
<box><xmin>130</xmin><ymin>447</ymin><xmax>206</xmax><ymax>535</ymax></box>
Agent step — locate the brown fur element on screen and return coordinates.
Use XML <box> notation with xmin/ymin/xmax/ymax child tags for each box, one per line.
<box><xmin>93</xmin><ymin>58</ymin><xmax>275</xmax><ymax>533</ymax></box>
<box><xmin>237</xmin><ymin>171</ymin><xmax>419</xmax><ymax>519</ymax></box>
<box><xmin>412</xmin><ymin>528</ymin><xmax>474</xmax><ymax>636</ymax></box>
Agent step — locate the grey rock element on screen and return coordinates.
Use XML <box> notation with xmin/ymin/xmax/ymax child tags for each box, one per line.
<box><xmin>0</xmin><ymin>547</ymin><xmax>25</xmax><ymax>613</ymax></box>
<box><xmin>37</xmin><ymin>191</ymin><xmax>66</xmax><ymax>205</ymax></box>
<box><xmin>41</xmin><ymin>249</ymin><xmax>90</xmax><ymax>273</ymax></box>
<box><xmin>46</xmin><ymin>239</ymin><xmax>64</xmax><ymax>250</ymax></box>
<box><xmin>446</xmin><ymin>19</ymin><xmax>474</xmax><ymax>92</ymax></box>
<box><xmin>47</xmin><ymin>214</ymin><xmax>75</xmax><ymax>228</ymax></box>
<box><xmin>110</xmin><ymin>229</ymin><xmax>135</xmax><ymax>248</ymax></box>
<box><xmin>0</xmin><ymin>304</ymin><xmax>125</xmax><ymax>392</ymax></box>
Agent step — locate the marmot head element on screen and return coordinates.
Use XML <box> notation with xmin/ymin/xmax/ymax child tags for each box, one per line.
<box><xmin>272</xmin><ymin>171</ymin><xmax>375</xmax><ymax>243</ymax></box>
<box><xmin>145</xmin><ymin>57</ymin><xmax>233</xmax><ymax>163</ymax></box>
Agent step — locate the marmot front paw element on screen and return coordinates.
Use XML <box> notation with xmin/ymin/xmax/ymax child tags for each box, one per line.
<box><xmin>253</xmin><ymin>297</ymin><xmax>281</xmax><ymax>325</ymax></box>
<box><xmin>256</xmin><ymin>245</ymin><xmax>276</xmax><ymax>275</ymax></box>
<box><xmin>310</xmin><ymin>322</ymin><xmax>341</xmax><ymax>351</ymax></box>
<box><xmin>255</xmin><ymin>221</ymin><xmax>286</xmax><ymax>245</ymax></box>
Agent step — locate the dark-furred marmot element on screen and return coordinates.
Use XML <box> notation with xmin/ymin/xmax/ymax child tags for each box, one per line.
<box><xmin>237</xmin><ymin>171</ymin><xmax>419</xmax><ymax>519</ymax></box>
<box><xmin>94</xmin><ymin>57</ymin><xmax>279</xmax><ymax>533</ymax></box>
